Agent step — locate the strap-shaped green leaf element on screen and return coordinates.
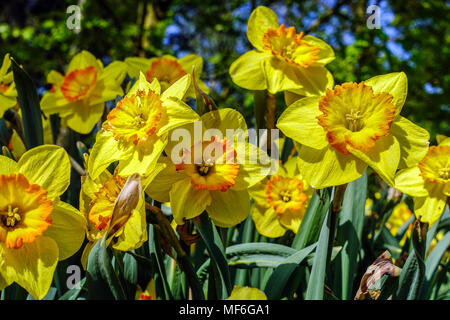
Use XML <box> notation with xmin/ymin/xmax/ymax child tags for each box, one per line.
<box><xmin>10</xmin><ymin>58</ymin><xmax>43</xmax><ymax>149</ymax></box>
<box><xmin>86</xmin><ymin>240</ymin><xmax>126</xmax><ymax>300</ymax></box>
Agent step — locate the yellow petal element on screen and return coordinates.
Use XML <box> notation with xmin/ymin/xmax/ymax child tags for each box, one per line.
<box><xmin>394</xmin><ymin>166</ymin><xmax>429</xmax><ymax>197</ymax></box>
<box><xmin>414</xmin><ymin>187</ymin><xmax>447</xmax><ymax>225</ymax></box>
<box><xmin>1</xmin><ymin>236</ymin><xmax>58</xmax><ymax>300</ymax></box>
<box><xmin>206</xmin><ymin>189</ymin><xmax>249</xmax><ymax>227</ymax></box>
<box><xmin>302</xmin><ymin>35</ymin><xmax>335</xmax><ymax>66</ymax></box>
<box><xmin>438</xmin><ymin>136</ymin><xmax>450</xmax><ymax>146</ymax></box>
<box><xmin>47</xmin><ymin>70</ymin><xmax>64</xmax><ymax>84</ymax></box>
<box><xmin>65</xmin><ymin>102</ymin><xmax>104</xmax><ymax>134</ymax></box>
<box><xmin>67</xmin><ymin>50</ymin><xmax>101</xmax><ymax>73</ymax></box>
<box><xmin>44</xmin><ymin>201</ymin><xmax>86</xmax><ymax>260</ymax></box>
<box><xmin>234</xmin><ymin>142</ymin><xmax>271</xmax><ymax>190</ymax></box>
<box><xmin>297</xmin><ymin>143</ymin><xmax>367</xmax><ymax>188</ymax></box>
<box><xmin>247</xmin><ymin>6</ymin><xmax>279</xmax><ymax>50</ymax></box>
<box><xmin>161</xmin><ymin>74</ymin><xmax>191</xmax><ymax>101</ymax></box>
<box><xmin>227</xmin><ymin>285</ymin><xmax>267</xmax><ymax>300</ymax></box>
<box><xmin>391</xmin><ymin>116</ymin><xmax>430</xmax><ymax>168</ymax></box>
<box><xmin>0</xmin><ymin>94</ymin><xmax>17</xmax><ymax>114</ymax></box>
<box><xmin>251</xmin><ymin>204</ymin><xmax>286</xmax><ymax>238</ymax></box>
<box><xmin>101</xmin><ymin>61</ymin><xmax>127</xmax><ymax>85</ymax></box>
<box><xmin>158</xmin><ymin>97</ymin><xmax>200</xmax><ymax>136</ymax></box>
<box><xmin>229</xmin><ymin>50</ymin><xmax>269</xmax><ymax>91</ymax></box>
<box><xmin>125</xmin><ymin>57</ymin><xmax>151</xmax><ymax>79</ymax></box>
<box><xmin>18</xmin><ymin>145</ymin><xmax>71</xmax><ymax>200</ymax></box>
<box><xmin>145</xmin><ymin>157</ymin><xmax>185</xmax><ymax>202</ymax></box>
<box><xmin>88</xmin><ymin>130</ymin><xmax>133</xmax><ymax>180</ymax></box>
<box><xmin>116</xmin><ymin>136</ymin><xmax>167</xmax><ymax>177</ymax></box>
<box><xmin>170</xmin><ymin>178</ymin><xmax>212</xmax><ymax>225</ymax></box>
<box><xmin>0</xmin><ymin>155</ymin><xmax>19</xmax><ymax>174</ymax></box>
<box><xmin>201</xmin><ymin>108</ymin><xmax>248</xmax><ymax>134</ymax></box>
<box><xmin>277</xmin><ymin>96</ymin><xmax>328</xmax><ymax>149</ymax></box>
<box><xmin>364</xmin><ymin>72</ymin><xmax>407</xmax><ymax>116</ymax></box>
<box><xmin>348</xmin><ymin>135</ymin><xmax>400</xmax><ymax>187</ymax></box>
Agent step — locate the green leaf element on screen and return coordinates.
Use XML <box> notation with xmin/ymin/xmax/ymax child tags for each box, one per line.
<box><xmin>234</xmin><ymin>214</ymin><xmax>254</xmax><ymax>286</ymax></box>
<box><xmin>264</xmin><ymin>243</ymin><xmax>317</xmax><ymax>299</ymax></box>
<box><xmin>395</xmin><ymin>220</ymin><xmax>427</xmax><ymax>299</ymax></box>
<box><xmin>86</xmin><ymin>240</ymin><xmax>127</xmax><ymax>300</ymax></box>
<box><xmin>253</xmin><ymin>90</ymin><xmax>266</xmax><ymax>131</ymax></box>
<box><xmin>305</xmin><ymin>210</ymin><xmax>331</xmax><ymax>300</ymax></box>
<box><xmin>59</xmin><ymin>278</ymin><xmax>86</xmax><ymax>300</ymax></box>
<box><xmin>148</xmin><ymin>224</ymin><xmax>173</xmax><ymax>300</ymax></box>
<box><xmin>334</xmin><ymin>172</ymin><xmax>367</xmax><ymax>299</ymax></box>
<box><xmin>421</xmin><ymin>231</ymin><xmax>450</xmax><ymax>299</ymax></box>
<box><xmin>195</xmin><ymin>212</ymin><xmax>232</xmax><ymax>299</ymax></box>
<box><xmin>292</xmin><ymin>188</ymin><xmax>331</xmax><ymax>250</ymax></box>
<box><xmin>10</xmin><ymin>58</ymin><xmax>43</xmax><ymax>149</ymax></box>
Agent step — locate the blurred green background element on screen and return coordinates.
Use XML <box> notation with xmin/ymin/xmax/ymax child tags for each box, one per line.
<box><xmin>1</xmin><ymin>0</ymin><xmax>448</xmax><ymax>139</ymax></box>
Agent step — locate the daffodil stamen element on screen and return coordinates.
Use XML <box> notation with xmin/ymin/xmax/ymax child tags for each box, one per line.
<box><xmin>60</xmin><ymin>66</ymin><xmax>98</xmax><ymax>101</ymax></box>
<box><xmin>2</xmin><ymin>205</ymin><xmax>22</xmax><ymax>228</ymax></box>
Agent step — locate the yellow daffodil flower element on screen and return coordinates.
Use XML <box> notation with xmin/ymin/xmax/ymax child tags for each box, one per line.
<box><xmin>40</xmin><ymin>50</ymin><xmax>127</xmax><ymax>134</ymax></box>
<box><xmin>135</xmin><ymin>279</ymin><xmax>157</xmax><ymax>300</ymax></box>
<box><xmin>80</xmin><ymin>154</ymin><xmax>164</xmax><ymax>268</ymax></box>
<box><xmin>125</xmin><ymin>54</ymin><xmax>209</xmax><ymax>98</ymax></box>
<box><xmin>249</xmin><ymin>157</ymin><xmax>313</xmax><ymax>237</ymax></box>
<box><xmin>277</xmin><ymin>72</ymin><xmax>430</xmax><ymax>188</ymax></box>
<box><xmin>0</xmin><ymin>145</ymin><xmax>86</xmax><ymax>300</ymax></box>
<box><xmin>88</xmin><ymin>72</ymin><xmax>200</xmax><ymax>180</ymax></box>
<box><xmin>227</xmin><ymin>285</ymin><xmax>267</xmax><ymax>300</ymax></box>
<box><xmin>146</xmin><ymin>108</ymin><xmax>271</xmax><ymax>227</ymax></box>
<box><xmin>0</xmin><ymin>54</ymin><xmax>18</xmax><ymax>116</ymax></box>
<box><xmin>229</xmin><ymin>6</ymin><xmax>334</xmax><ymax>96</ymax></box>
<box><xmin>394</xmin><ymin>136</ymin><xmax>450</xmax><ymax>225</ymax></box>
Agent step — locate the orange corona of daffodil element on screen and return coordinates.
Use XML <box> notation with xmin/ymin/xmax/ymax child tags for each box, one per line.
<box><xmin>135</xmin><ymin>279</ymin><xmax>157</xmax><ymax>300</ymax></box>
<box><xmin>229</xmin><ymin>6</ymin><xmax>334</xmax><ymax>96</ymax></box>
<box><xmin>277</xmin><ymin>72</ymin><xmax>430</xmax><ymax>189</ymax></box>
<box><xmin>40</xmin><ymin>50</ymin><xmax>127</xmax><ymax>134</ymax></box>
<box><xmin>146</xmin><ymin>108</ymin><xmax>271</xmax><ymax>227</ymax></box>
<box><xmin>80</xmin><ymin>154</ymin><xmax>164</xmax><ymax>268</ymax></box>
<box><xmin>394</xmin><ymin>136</ymin><xmax>450</xmax><ymax>225</ymax></box>
<box><xmin>125</xmin><ymin>54</ymin><xmax>209</xmax><ymax>98</ymax></box>
<box><xmin>249</xmin><ymin>157</ymin><xmax>313</xmax><ymax>238</ymax></box>
<box><xmin>88</xmin><ymin>72</ymin><xmax>200</xmax><ymax>180</ymax></box>
<box><xmin>0</xmin><ymin>53</ymin><xmax>18</xmax><ymax>115</ymax></box>
<box><xmin>0</xmin><ymin>145</ymin><xmax>86</xmax><ymax>300</ymax></box>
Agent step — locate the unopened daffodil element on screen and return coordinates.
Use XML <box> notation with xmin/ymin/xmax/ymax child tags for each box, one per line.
<box><xmin>0</xmin><ymin>53</ymin><xmax>18</xmax><ymax>116</ymax></box>
<box><xmin>229</xmin><ymin>6</ymin><xmax>334</xmax><ymax>96</ymax></box>
<box><xmin>125</xmin><ymin>54</ymin><xmax>209</xmax><ymax>98</ymax></box>
<box><xmin>146</xmin><ymin>108</ymin><xmax>271</xmax><ymax>227</ymax></box>
<box><xmin>249</xmin><ymin>157</ymin><xmax>313</xmax><ymax>237</ymax></box>
<box><xmin>277</xmin><ymin>72</ymin><xmax>430</xmax><ymax>188</ymax></box>
<box><xmin>0</xmin><ymin>145</ymin><xmax>86</xmax><ymax>300</ymax></box>
<box><xmin>394</xmin><ymin>136</ymin><xmax>449</xmax><ymax>225</ymax></box>
<box><xmin>88</xmin><ymin>72</ymin><xmax>199</xmax><ymax>180</ymax></box>
<box><xmin>40</xmin><ymin>50</ymin><xmax>127</xmax><ymax>134</ymax></box>
<box><xmin>80</xmin><ymin>154</ymin><xmax>164</xmax><ymax>268</ymax></box>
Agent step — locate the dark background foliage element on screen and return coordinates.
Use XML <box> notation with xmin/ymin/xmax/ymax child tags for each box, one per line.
<box><xmin>1</xmin><ymin>0</ymin><xmax>448</xmax><ymax>139</ymax></box>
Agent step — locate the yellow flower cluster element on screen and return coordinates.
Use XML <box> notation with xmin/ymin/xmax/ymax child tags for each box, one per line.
<box><xmin>0</xmin><ymin>5</ymin><xmax>447</xmax><ymax>301</ymax></box>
